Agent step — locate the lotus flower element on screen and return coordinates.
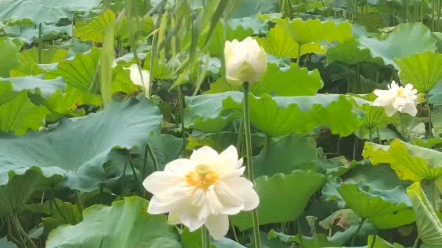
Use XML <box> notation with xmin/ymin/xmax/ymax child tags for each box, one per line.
<box><xmin>224</xmin><ymin>37</ymin><xmax>267</xmax><ymax>86</ymax></box>
<box><xmin>143</xmin><ymin>145</ymin><xmax>259</xmax><ymax>240</ymax></box>
<box><xmin>127</xmin><ymin>64</ymin><xmax>150</xmax><ymax>97</ymax></box>
<box><xmin>373</xmin><ymin>81</ymin><xmax>418</xmax><ymax>116</ymax></box>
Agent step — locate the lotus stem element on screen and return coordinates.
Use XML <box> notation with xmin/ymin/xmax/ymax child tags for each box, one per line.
<box><xmin>351</xmin><ymin>218</ymin><xmax>365</xmax><ymax>246</ymax></box>
<box><xmin>201</xmin><ymin>225</ymin><xmax>210</xmax><ymax>248</ymax></box>
<box><xmin>178</xmin><ymin>85</ymin><xmax>186</xmax><ymax>157</ymax></box>
<box><xmin>426</xmin><ymin>96</ymin><xmax>433</xmax><ymax>138</ymax></box>
<box><xmin>297</xmin><ymin>220</ymin><xmax>304</xmax><ymax>248</ymax></box>
<box><xmin>243</xmin><ymin>82</ymin><xmax>262</xmax><ymax>248</ymax></box>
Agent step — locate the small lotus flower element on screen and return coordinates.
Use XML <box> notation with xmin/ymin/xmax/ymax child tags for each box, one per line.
<box><xmin>143</xmin><ymin>145</ymin><xmax>259</xmax><ymax>240</ymax></box>
<box><xmin>127</xmin><ymin>64</ymin><xmax>150</xmax><ymax>97</ymax></box>
<box><xmin>372</xmin><ymin>81</ymin><xmax>418</xmax><ymax>116</ymax></box>
<box><xmin>224</xmin><ymin>37</ymin><xmax>267</xmax><ymax>86</ymax></box>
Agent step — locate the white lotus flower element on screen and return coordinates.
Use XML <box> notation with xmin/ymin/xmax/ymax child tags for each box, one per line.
<box><xmin>143</xmin><ymin>145</ymin><xmax>259</xmax><ymax>240</ymax></box>
<box><xmin>373</xmin><ymin>81</ymin><xmax>418</xmax><ymax>116</ymax></box>
<box><xmin>127</xmin><ymin>64</ymin><xmax>150</xmax><ymax>97</ymax></box>
<box><xmin>224</xmin><ymin>37</ymin><xmax>267</xmax><ymax>86</ymax></box>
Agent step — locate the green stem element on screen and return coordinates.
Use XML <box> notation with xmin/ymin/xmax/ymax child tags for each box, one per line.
<box><xmin>351</xmin><ymin>218</ymin><xmax>365</xmax><ymax>246</ymax></box>
<box><xmin>427</xmin><ymin>97</ymin><xmax>433</xmax><ymax>138</ymax></box>
<box><xmin>352</xmin><ymin>138</ymin><xmax>358</xmax><ymax>161</ymax></box>
<box><xmin>142</xmin><ymin>144</ymin><xmax>149</xmax><ymax>181</ymax></box>
<box><xmin>201</xmin><ymin>225</ymin><xmax>210</xmax><ymax>248</ymax></box>
<box><xmin>433</xmin><ymin>0</ymin><xmax>436</xmax><ymax>31</ymax></box>
<box><xmin>8</xmin><ymin>214</ymin><xmax>25</xmax><ymax>247</ymax></box>
<box><xmin>127</xmin><ymin>153</ymin><xmax>138</xmax><ymax>183</ymax></box>
<box><xmin>12</xmin><ymin>213</ymin><xmax>36</xmax><ymax>248</ymax></box>
<box><xmin>243</xmin><ymin>82</ymin><xmax>261</xmax><ymax>248</ymax></box>
<box><xmin>7</xmin><ymin>216</ymin><xmax>21</xmax><ymax>246</ymax></box>
<box><xmin>236</xmin><ymin>120</ymin><xmax>244</xmax><ymax>158</ymax></box>
<box><xmin>178</xmin><ymin>85</ymin><xmax>186</xmax><ymax>157</ymax></box>
<box><xmin>147</xmin><ymin>142</ymin><xmax>159</xmax><ymax>172</ymax></box>
<box><xmin>398</xmin><ymin>113</ymin><xmax>404</xmax><ymax>137</ymax></box>
<box><xmin>376</xmin><ymin>127</ymin><xmax>381</xmax><ymax>144</ymax></box>
<box><xmin>74</xmin><ymin>191</ymin><xmax>84</xmax><ymax>217</ymax></box>
<box><xmin>230</xmin><ymin>217</ymin><xmax>239</xmax><ymax>243</ymax></box>
<box><xmin>38</xmin><ymin>23</ymin><xmax>42</xmax><ymax>64</ymax></box>
<box><xmin>297</xmin><ymin>45</ymin><xmax>302</xmax><ymax>65</ymax></box>
<box><xmin>438</xmin><ymin>0</ymin><xmax>442</xmax><ymax>31</ymax></box>
<box><xmin>127</xmin><ymin>152</ymin><xmax>141</xmax><ymax>193</ymax></box>
<box><xmin>368</xmin><ymin>128</ymin><xmax>373</xmax><ymax>142</ymax></box>
<box><xmin>370</xmin><ymin>230</ymin><xmax>377</xmax><ymax>248</ymax></box>
<box><xmin>413</xmin><ymin>236</ymin><xmax>421</xmax><ymax>248</ymax></box>
<box><xmin>121</xmin><ymin>159</ymin><xmax>128</xmax><ymax>197</ymax></box>
<box><xmin>297</xmin><ymin>220</ymin><xmax>304</xmax><ymax>248</ymax></box>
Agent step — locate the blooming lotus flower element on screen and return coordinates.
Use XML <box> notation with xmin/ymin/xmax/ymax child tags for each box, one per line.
<box><xmin>372</xmin><ymin>81</ymin><xmax>418</xmax><ymax>116</ymax></box>
<box><xmin>143</xmin><ymin>145</ymin><xmax>259</xmax><ymax>240</ymax></box>
<box><xmin>127</xmin><ymin>64</ymin><xmax>150</xmax><ymax>97</ymax></box>
<box><xmin>224</xmin><ymin>37</ymin><xmax>267</xmax><ymax>86</ymax></box>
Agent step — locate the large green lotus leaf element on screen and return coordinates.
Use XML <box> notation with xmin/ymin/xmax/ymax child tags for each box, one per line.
<box><xmin>10</xmin><ymin>62</ymin><xmax>46</xmax><ymax>77</ymax></box>
<box><xmin>3</xmin><ymin>23</ymin><xmax>72</xmax><ymax>44</ymax></box>
<box><xmin>52</xmin><ymin>48</ymin><xmax>100</xmax><ymax>92</ymax></box>
<box><xmin>338</xmin><ymin>184</ymin><xmax>415</xmax><ymax>229</ymax></box>
<box><xmin>0</xmin><ymin>168</ymin><xmax>41</xmax><ymax>215</ymax></box>
<box><xmin>75</xmin><ymin>10</ymin><xmax>116</xmax><ymax>43</ymax></box>
<box><xmin>0</xmin><ymin>0</ymin><xmax>100</xmax><ymax>24</ymax></box>
<box><xmin>205</xmin><ymin>21</ymin><xmax>254</xmax><ymax>57</ymax></box>
<box><xmin>184</xmin><ymin>92</ymin><xmax>243</xmax><ymax>133</ymax></box>
<box><xmin>253</xmin><ymin>134</ymin><xmax>318</xmax><ymax>177</ymax></box>
<box><xmin>186</xmin><ymin>92</ymin><xmax>363</xmax><ymax>136</ymax></box>
<box><xmin>395</xmin><ymin>51</ymin><xmax>442</xmax><ymax>93</ymax></box>
<box><xmin>428</xmin><ymin>80</ymin><xmax>442</xmax><ymax>104</ymax></box>
<box><xmin>363</xmin><ymin>140</ymin><xmax>442</xmax><ymax>182</ymax></box>
<box><xmin>0</xmin><ymin>91</ymin><xmax>50</xmax><ymax>135</ymax></box>
<box><xmin>0</xmin><ymin>75</ymin><xmax>66</xmax><ymax>99</ymax></box>
<box><xmin>0</xmin><ymin>37</ymin><xmax>20</xmax><ymax>77</ymax></box>
<box><xmin>251</xmin><ymin>63</ymin><xmax>323</xmax><ymax>96</ymax></box>
<box><xmin>231</xmin><ymin>170</ymin><xmax>326</xmax><ymax>231</ymax></box>
<box><xmin>232</xmin><ymin>0</ymin><xmax>278</xmax><ymax>18</ymax></box>
<box><xmin>223</xmin><ymin>93</ymin><xmax>363</xmax><ymax>137</ymax></box>
<box><xmin>0</xmin><ymin>97</ymin><xmax>162</xmax><ymax>191</ymax></box>
<box><xmin>274</xmin><ymin>18</ymin><xmax>353</xmax><ymax>46</ymax></box>
<box><xmin>20</xmin><ymin>47</ymin><xmax>68</xmax><ymax>64</ymax></box>
<box><xmin>0</xmin><ymin>83</ymin><xmax>13</xmax><ymax>105</ymax></box>
<box><xmin>46</xmin><ymin>196</ymin><xmax>181</xmax><ymax>248</ymax></box>
<box><xmin>255</xmin><ymin>24</ymin><xmax>324</xmax><ymax>58</ymax></box>
<box><xmin>344</xmin><ymin>163</ymin><xmax>408</xmax><ymax>191</ymax></box>
<box><xmin>326</xmin><ymin>37</ymin><xmax>373</xmax><ymax>65</ymax></box>
<box><xmin>407</xmin><ymin>182</ymin><xmax>442</xmax><ymax>247</ymax></box>
<box><xmin>45</xmin><ymin>86</ymin><xmax>102</xmax><ymax>117</ymax></box>
<box><xmin>358</xmin><ymin>23</ymin><xmax>437</xmax><ymax>67</ymax></box>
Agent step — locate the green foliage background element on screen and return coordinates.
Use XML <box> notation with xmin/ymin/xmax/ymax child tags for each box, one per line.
<box><xmin>1</xmin><ymin>0</ymin><xmax>442</xmax><ymax>247</ymax></box>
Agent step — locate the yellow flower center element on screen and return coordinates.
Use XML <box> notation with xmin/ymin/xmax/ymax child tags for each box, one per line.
<box><xmin>397</xmin><ymin>87</ymin><xmax>405</xmax><ymax>97</ymax></box>
<box><xmin>186</xmin><ymin>165</ymin><xmax>220</xmax><ymax>190</ymax></box>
